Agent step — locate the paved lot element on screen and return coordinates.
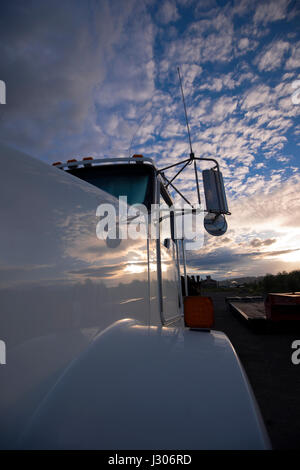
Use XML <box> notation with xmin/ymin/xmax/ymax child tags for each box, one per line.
<box><xmin>205</xmin><ymin>290</ymin><xmax>300</xmax><ymax>450</ymax></box>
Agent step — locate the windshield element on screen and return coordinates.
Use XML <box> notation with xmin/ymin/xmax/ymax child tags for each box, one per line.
<box><xmin>68</xmin><ymin>164</ymin><xmax>154</xmax><ymax>207</ymax></box>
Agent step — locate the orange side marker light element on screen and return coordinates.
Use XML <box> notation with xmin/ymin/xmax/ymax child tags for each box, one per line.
<box><xmin>184</xmin><ymin>296</ymin><xmax>214</xmax><ymax>329</ymax></box>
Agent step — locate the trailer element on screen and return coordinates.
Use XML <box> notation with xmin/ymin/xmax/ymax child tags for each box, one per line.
<box><xmin>226</xmin><ymin>296</ymin><xmax>266</xmax><ymax>324</ymax></box>
<box><xmin>226</xmin><ymin>293</ymin><xmax>300</xmax><ymax>325</ymax></box>
<box><xmin>265</xmin><ymin>293</ymin><xmax>300</xmax><ymax>321</ymax></box>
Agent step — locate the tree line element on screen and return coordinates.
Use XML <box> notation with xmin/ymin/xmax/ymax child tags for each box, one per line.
<box><xmin>247</xmin><ymin>270</ymin><xmax>300</xmax><ymax>294</ymax></box>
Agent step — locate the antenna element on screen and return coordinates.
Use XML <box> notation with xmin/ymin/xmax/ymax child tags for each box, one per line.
<box><xmin>177</xmin><ymin>67</ymin><xmax>201</xmax><ymax>205</ymax></box>
<box><xmin>177</xmin><ymin>67</ymin><xmax>193</xmax><ymax>157</ymax></box>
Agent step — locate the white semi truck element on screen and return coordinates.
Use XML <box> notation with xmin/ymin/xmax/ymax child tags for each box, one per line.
<box><xmin>0</xmin><ymin>143</ymin><xmax>270</xmax><ymax>449</ymax></box>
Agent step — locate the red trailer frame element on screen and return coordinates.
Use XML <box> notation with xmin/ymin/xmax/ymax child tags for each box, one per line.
<box><xmin>264</xmin><ymin>293</ymin><xmax>300</xmax><ymax>321</ymax></box>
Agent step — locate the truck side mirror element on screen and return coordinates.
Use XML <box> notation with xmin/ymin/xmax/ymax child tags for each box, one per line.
<box><xmin>202</xmin><ymin>169</ymin><xmax>229</xmax><ymax>214</ymax></box>
<box><xmin>202</xmin><ymin>169</ymin><xmax>229</xmax><ymax>236</ymax></box>
<box><xmin>204</xmin><ymin>213</ymin><xmax>228</xmax><ymax>236</ymax></box>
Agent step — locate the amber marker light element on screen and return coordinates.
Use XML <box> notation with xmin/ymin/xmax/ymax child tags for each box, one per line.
<box><xmin>184</xmin><ymin>296</ymin><xmax>214</xmax><ymax>329</ymax></box>
<box><xmin>83</xmin><ymin>156</ymin><xmax>93</xmax><ymax>166</ymax></box>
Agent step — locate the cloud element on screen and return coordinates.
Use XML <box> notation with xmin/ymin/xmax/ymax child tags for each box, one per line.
<box><xmin>253</xmin><ymin>0</ymin><xmax>291</xmax><ymax>25</ymax></box>
<box><xmin>181</xmin><ymin>64</ymin><xmax>203</xmax><ymax>93</ymax></box>
<box><xmin>0</xmin><ymin>0</ymin><xmax>152</xmax><ymax>157</ymax></box>
<box><xmin>239</xmin><ymin>38</ymin><xmax>250</xmax><ymax>50</ymax></box>
<box><xmin>212</xmin><ymin>96</ymin><xmax>238</xmax><ymax>121</ymax></box>
<box><xmin>253</xmin><ymin>248</ymin><xmax>300</xmax><ymax>258</ymax></box>
<box><xmin>249</xmin><ymin>238</ymin><xmax>276</xmax><ymax>247</ymax></box>
<box><xmin>254</xmin><ymin>40</ymin><xmax>290</xmax><ymax>71</ymax></box>
<box><xmin>229</xmin><ymin>173</ymin><xmax>300</xmax><ymax>230</ymax></box>
<box><xmin>256</xmin><ymin>162</ymin><xmax>265</xmax><ymax>169</ymax></box>
<box><xmin>156</xmin><ymin>1</ymin><xmax>180</xmax><ymax>24</ymax></box>
<box><xmin>285</xmin><ymin>41</ymin><xmax>300</xmax><ymax>69</ymax></box>
<box><xmin>162</xmin><ymin>12</ymin><xmax>234</xmax><ymax>66</ymax></box>
<box><xmin>242</xmin><ymin>84</ymin><xmax>272</xmax><ymax>108</ymax></box>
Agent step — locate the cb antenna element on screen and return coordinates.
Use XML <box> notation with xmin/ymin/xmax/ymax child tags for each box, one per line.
<box><xmin>177</xmin><ymin>66</ymin><xmax>201</xmax><ymax>204</ymax></box>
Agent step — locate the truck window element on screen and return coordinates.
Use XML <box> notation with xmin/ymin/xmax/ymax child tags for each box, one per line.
<box><xmin>67</xmin><ymin>164</ymin><xmax>154</xmax><ymax>208</ymax></box>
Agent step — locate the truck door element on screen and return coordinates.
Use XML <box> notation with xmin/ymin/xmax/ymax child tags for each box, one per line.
<box><xmin>157</xmin><ymin>186</ymin><xmax>182</xmax><ymax>324</ymax></box>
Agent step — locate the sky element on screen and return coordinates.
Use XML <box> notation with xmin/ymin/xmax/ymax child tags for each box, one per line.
<box><xmin>0</xmin><ymin>0</ymin><xmax>299</xmax><ymax>280</ymax></box>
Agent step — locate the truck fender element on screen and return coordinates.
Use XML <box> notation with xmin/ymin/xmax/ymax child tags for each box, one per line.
<box><xmin>20</xmin><ymin>318</ymin><xmax>270</xmax><ymax>449</ymax></box>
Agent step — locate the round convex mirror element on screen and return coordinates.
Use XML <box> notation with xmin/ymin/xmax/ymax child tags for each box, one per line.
<box><xmin>204</xmin><ymin>213</ymin><xmax>227</xmax><ymax>236</ymax></box>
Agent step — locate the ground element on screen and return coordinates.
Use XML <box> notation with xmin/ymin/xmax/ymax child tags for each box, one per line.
<box><xmin>204</xmin><ymin>290</ymin><xmax>300</xmax><ymax>450</ymax></box>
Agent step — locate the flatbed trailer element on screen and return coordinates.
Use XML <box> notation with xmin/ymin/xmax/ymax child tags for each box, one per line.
<box><xmin>265</xmin><ymin>293</ymin><xmax>300</xmax><ymax>321</ymax></box>
<box><xmin>226</xmin><ymin>297</ymin><xmax>266</xmax><ymax>324</ymax></box>
<box><xmin>226</xmin><ymin>293</ymin><xmax>300</xmax><ymax>325</ymax></box>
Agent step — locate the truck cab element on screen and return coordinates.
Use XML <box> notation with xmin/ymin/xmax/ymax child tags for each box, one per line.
<box><xmin>0</xmin><ymin>144</ymin><xmax>270</xmax><ymax>449</ymax></box>
<box><xmin>59</xmin><ymin>155</ymin><xmax>184</xmax><ymax>327</ymax></box>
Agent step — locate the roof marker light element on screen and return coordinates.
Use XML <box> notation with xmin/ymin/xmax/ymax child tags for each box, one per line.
<box><xmin>52</xmin><ymin>162</ymin><xmax>62</xmax><ymax>166</ymax></box>
<box><xmin>132</xmin><ymin>154</ymin><xmax>144</xmax><ymax>159</ymax></box>
<box><xmin>83</xmin><ymin>156</ymin><xmax>93</xmax><ymax>167</ymax></box>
